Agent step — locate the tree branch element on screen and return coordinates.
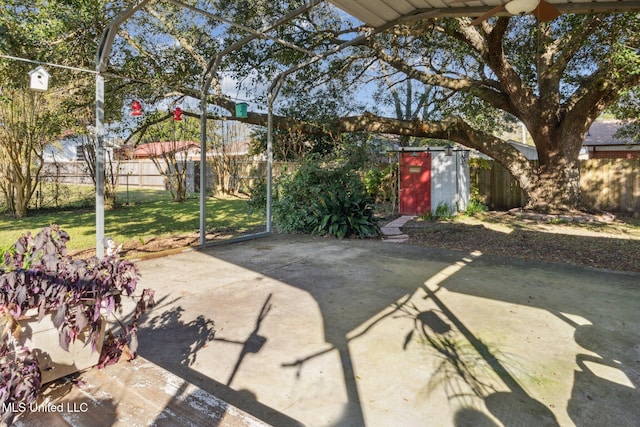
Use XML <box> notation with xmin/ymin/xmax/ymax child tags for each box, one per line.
<box><xmin>146</xmin><ymin>5</ymin><xmax>208</xmax><ymax>70</ymax></box>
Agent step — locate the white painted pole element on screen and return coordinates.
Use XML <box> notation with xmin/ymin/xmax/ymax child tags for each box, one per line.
<box><xmin>266</xmin><ymin>98</ymin><xmax>273</xmax><ymax>232</ymax></box>
<box><xmin>95</xmin><ymin>74</ymin><xmax>105</xmax><ymax>258</ymax></box>
<box><xmin>95</xmin><ymin>0</ymin><xmax>152</xmax><ymax>257</ymax></box>
<box><xmin>199</xmin><ymin>90</ymin><xmax>207</xmax><ymax>246</ymax></box>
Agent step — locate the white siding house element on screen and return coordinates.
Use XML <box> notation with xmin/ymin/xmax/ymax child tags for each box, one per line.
<box><xmin>43</xmin><ymin>135</ymin><xmax>86</xmax><ymax>162</ymax></box>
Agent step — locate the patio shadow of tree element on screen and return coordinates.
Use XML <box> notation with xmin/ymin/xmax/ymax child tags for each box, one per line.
<box><xmin>403</xmin><ymin>286</ymin><xmax>560</xmax><ymax>427</ymax></box>
<box><xmin>213</xmin><ymin>293</ymin><xmax>272</xmax><ymax>387</ymax></box>
<box><xmin>453</xmin><ymin>407</ymin><xmax>499</xmax><ymax>427</ymax></box>
<box><xmin>134</xmin><ymin>233</ymin><xmax>639</xmax><ymax>426</ymax></box>
<box><xmin>433</xmin><ymin>251</ymin><xmax>640</xmax><ymax>427</ymax></box>
<box><xmin>566</xmin><ymin>323</ymin><xmax>640</xmax><ymax>425</ymax></box>
<box><xmin>396</xmin><ymin>304</ymin><xmax>498</xmax><ymax>402</ymax></box>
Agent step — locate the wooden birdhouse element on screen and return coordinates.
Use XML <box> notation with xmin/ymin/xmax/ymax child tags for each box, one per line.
<box><xmin>29</xmin><ymin>66</ymin><xmax>51</xmax><ymax>91</ymax></box>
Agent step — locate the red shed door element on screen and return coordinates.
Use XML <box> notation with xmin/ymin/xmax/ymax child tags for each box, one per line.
<box><xmin>400</xmin><ymin>152</ymin><xmax>431</xmax><ymax>215</ymax></box>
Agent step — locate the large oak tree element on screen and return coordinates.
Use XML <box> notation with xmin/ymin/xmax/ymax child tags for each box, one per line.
<box><xmin>114</xmin><ymin>1</ymin><xmax>638</xmax><ymax>211</ymax></box>
<box><xmin>357</xmin><ymin>14</ymin><xmax>640</xmax><ymax>211</ymax></box>
<box><xmin>3</xmin><ymin>0</ymin><xmax>638</xmax><ymax>212</ymax></box>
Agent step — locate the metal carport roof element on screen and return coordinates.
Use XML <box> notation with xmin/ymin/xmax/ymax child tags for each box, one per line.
<box><xmin>328</xmin><ymin>0</ymin><xmax>640</xmax><ymax>27</ymax></box>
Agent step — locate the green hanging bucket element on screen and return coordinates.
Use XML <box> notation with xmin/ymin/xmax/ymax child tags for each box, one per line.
<box><xmin>235</xmin><ymin>102</ymin><xmax>248</xmax><ymax>118</ymax></box>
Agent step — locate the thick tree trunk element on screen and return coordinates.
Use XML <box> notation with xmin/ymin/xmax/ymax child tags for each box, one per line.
<box><xmin>14</xmin><ymin>190</ymin><xmax>28</xmax><ymax>218</ymax></box>
<box><xmin>526</xmin><ymin>157</ymin><xmax>582</xmax><ymax>211</ymax></box>
<box><xmin>524</xmin><ymin>120</ymin><xmax>587</xmax><ymax>211</ymax></box>
<box><xmin>8</xmin><ymin>175</ymin><xmax>31</xmax><ymax>218</ymax></box>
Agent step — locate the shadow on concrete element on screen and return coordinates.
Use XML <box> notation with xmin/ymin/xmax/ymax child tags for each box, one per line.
<box><xmin>137</xmin><ymin>236</ymin><xmax>432</xmax><ymax>426</ymax></box>
<box><xmin>135</xmin><ymin>233</ymin><xmax>639</xmax><ymax>426</ymax></box>
<box><xmin>214</xmin><ymin>293</ymin><xmax>272</xmax><ymax>387</ymax></box>
<box><xmin>395</xmin><ymin>303</ymin><xmax>498</xmax><ymax>403</ymax></box>
<box><xmin>433</xmin><ymin>250</ymin><xmax>640</xmax><ymax>426</ymax></box>
<box><xmin>143</xmin><ymin>295</ymin><xmax>216</xmax><ymax>367</ymax></box>
<box><xmin>417</xmin><ymin>286</ymin><xmax>558</xmax><ymax>426</ymax></box>
<box><xmin>138</xmin><ymin>291</ymin><xmax>303</xmax><ymax>426</ymax></box>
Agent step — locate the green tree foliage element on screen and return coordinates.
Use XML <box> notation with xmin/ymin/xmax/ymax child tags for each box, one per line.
<box><xmin>3</xmin><ymin>0</ymin><xmax>638</xmax><ymax>214</ymax></box>
<box><xmin>217</xmin><ymin>7</ymin><xmax>639</xmax><ymax>211</ymax></box>
<box><xmin>0</xmin><ymin>0</ymin><xmax>118</xmax><ymax>115</ymax></box>
<box><xmin>170</xmin><ymin>4</ymin><xmax>639</xmax><ymax>211</ymax></box>
<box><xmin>608</xmin><ymin>88</ymin><xmax>640</xmax><ymax>143</ymax></box>
<box><xmin>249</xmin><ymin>85</ymin><xmax>365</xmax><ymax>161</ymax></box>
<box><xmin>0</xmin><ymin>0</ymin><xmax>124</xmax><ymax>214</ymax></box>
<box><xmin>0</xmin><ymin>89</ymin><xmax>68</xmax><ymax>217</ymax></box>
<box><xmin>330</xmin><ymin>13</ymin><xmax>640</xmax><ymax>211</ymax></box>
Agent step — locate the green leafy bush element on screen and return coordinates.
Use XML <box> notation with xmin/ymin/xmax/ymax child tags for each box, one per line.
<box><xmin>246</xmin><ymin>179</ymin><xmax>267</xmax><ymax>215</ymax></box>
<box><xmin>271</xmin><ymin>156</ymin><xmax>380</xmax><ymax>238</ymax></box>
<box><xmin>465</xmin><ymin>198</ymin><xmax>488</xmax><ymax>216</ymax></box>
<box><xmin>363</xmin><ymin>164</ymin><xmax>397</xmax><ymax>203</ymax></box>
<box><xmin>317</xmin><ymin>191</ymin><xmax>379</xmax><ymax>239</ymax></box>
<box><xmin>423</xmin><ymin>201</ymin><xmax>454</xmax><ymax>220</ymax></box>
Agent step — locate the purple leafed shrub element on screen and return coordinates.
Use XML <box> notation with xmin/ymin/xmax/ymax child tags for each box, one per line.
<box><xmin>0</xmin><ymin>225</ymin><xmax>154</xmax><ymax>424</ymax></box>
<box><xmin>0</xmin><ymin>320</ymin><xmax>41</xmax><ymax>426</ymax></box>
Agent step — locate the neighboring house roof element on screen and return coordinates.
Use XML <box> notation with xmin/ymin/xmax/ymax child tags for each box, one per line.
<box><xmin>582</xmin><ymin>119</ymin><xmax>640</xmax><ymax>159</ymax></box>
<box><xmin>583</xmin><ymin>119</ymin><xmax>637</xmax><ymax>147</ymax></box>
<box><xmin>44</xmin><ymin>135</ymin><xmax>92</xmax><ymax>162</ymax></box>
<box><xmin>130</xmin><ymin>141</ymin><xmax>200</xmax><ymax>159</ymax></box>
<box><xmin>507</xmin><ymin>140</ymin><xmax>537</xmax><ymax>160</ymax></box>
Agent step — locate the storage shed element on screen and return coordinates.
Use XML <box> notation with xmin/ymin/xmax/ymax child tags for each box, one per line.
<box><xmin>396</xmin><ymin>147</ymin><xmax>470</xmax><ymax>216</ymax></box>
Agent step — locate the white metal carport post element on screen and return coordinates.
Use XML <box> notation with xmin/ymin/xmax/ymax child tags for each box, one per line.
<box><xmin>197</xmin><ymin>1</ymin><xmax>322</xmax><ymax>245</ymax></box>
<box><xmin>263</xmin><ymin>13</ymin><xmax>419</xmax><ymax>239</ymax></box>
<box><xmin>95</xmin><ymin>0</ymin><xmax>152</xmax><ymax>258</ymax></box>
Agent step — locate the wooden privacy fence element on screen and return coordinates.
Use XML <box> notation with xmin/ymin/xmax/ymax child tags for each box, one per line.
<box><xmin>233</xmin><ymin>160</ymin><xmax>297</xmax><ymax>192</ymax></box>
<box><xmin>471</xmin><ymin>159</ymin><xmax>640</xmax><ymax>216</ymax></box>
<box><xmin>581</xmin><ymin>159</ymin><xmax>640</xmax><ymax>215</ymax></box>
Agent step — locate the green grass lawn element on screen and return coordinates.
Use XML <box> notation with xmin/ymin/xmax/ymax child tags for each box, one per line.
<box><xmin>0</xmin><ymin>190</ymin><xmax>264</xmax><ymax>251</ymax></box>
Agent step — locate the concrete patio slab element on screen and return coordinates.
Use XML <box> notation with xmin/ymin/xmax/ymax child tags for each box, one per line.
<box><xmin>12</xmin><ymin>233</ymin><xmax>640</xmax><ymax>426</ymax></box>
<box><xmin>133</xmin><ymin>234</ymin><xmax>640</xmax><ymax>426</ymax></box>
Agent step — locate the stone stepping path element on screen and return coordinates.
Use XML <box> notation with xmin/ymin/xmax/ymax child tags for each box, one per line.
<box><xmin>381</xmin><ymin>215</ymin><xmax>415</xmax><ymax>243</ymax></box>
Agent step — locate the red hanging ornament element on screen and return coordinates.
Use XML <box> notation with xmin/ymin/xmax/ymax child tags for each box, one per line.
<box><xmin>131</xmin><ymin>100</ymin><xmax>143</xmax><ymax>117</ymax></box>
<box><xmin>173</xmin><ymin>107</ymin><xmax>183</xmax><ymax>121</ymax></box>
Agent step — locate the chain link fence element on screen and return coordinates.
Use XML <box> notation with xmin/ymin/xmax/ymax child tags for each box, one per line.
<box><xmin>0</xmin><ymin>159</ymin><xmax>292</xmax><ymax>213</ymax></box>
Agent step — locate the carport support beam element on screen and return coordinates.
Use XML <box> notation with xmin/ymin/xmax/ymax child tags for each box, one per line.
<box><xmin>95</xmin><ymin>75</ymin><xmax>105</xmax><ymax>258</ymax></box>
<box><xmin>263</xmin><ymin>16</ymin><xmax>409</xmax><ymax>220</ymax></box>
<box><xmin>266</xmin><ymin>101</ymin><xmax>273</xmax><ymax>232</ymax></box>
<box><xmin>198</xmin><ymin>1</ymin><xmax>322</xmax><ymax>244</ymax></box>
<box><xmin>95</xmin><ymin>0</ymin><xmax>152</xmax><ymax>257</ymax></box>
<box><xmin>266</xmin><ymin>78</ymin><xmax>286</xmax><ymax>232</ymax></box>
